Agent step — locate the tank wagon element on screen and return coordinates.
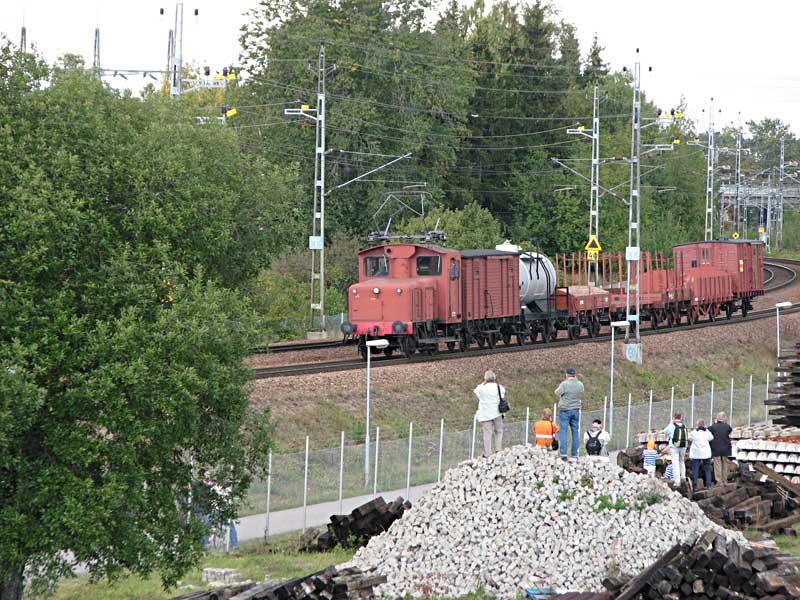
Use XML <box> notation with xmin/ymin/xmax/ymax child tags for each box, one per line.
<box><xmin>341</xmin><ymin>239</ymin><xmax>764</xmax><ymax>358</ymax></box>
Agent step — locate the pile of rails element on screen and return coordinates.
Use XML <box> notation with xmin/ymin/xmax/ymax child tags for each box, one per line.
<box><xmin>301</xmin><ymin>496</ymin><xmax>410</xmax><ymax>552</ymax></box>
<box><xmin>607</xmin><ymin>530</ymin><xmax>800</xmax><ymax>600</ymax></box>
<box><xmin>772</xmin><ymin>344</ymin><xmax>800</xmax><ymax>426</ymax></box>
<box><xmin>171</xmin><ymin>566</ymin><xmax>385</xmax><ymax>600</ymax></box>
<box><xmin>345</xmin><ymin>446</ymin><xmax>736</xmax><ymax>597</ymax></box>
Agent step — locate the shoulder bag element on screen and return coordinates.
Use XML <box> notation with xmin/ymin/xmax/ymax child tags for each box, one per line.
<box><xmin>497</xmin><ymin>384</ymin><xmax>510</xmax><ymax>414</ymax></box>
<box><xmin>549</xmin><ymin>420</ymin><xmax>559</xmax><ymax>451</ymax></box>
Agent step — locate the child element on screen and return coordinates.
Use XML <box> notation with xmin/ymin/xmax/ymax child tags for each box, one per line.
<box><xmin>663</xmin><ymin>454</ymin><xmax>674</xmax><ymax>482</ymax></box>
<box><xmin>642</xmin><ymin>439</ymin><xmax>658</xmax><ymax>478</ymax></box>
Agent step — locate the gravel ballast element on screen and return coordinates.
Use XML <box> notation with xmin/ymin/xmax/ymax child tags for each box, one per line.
<box><xmin>345</xmin><ymin>446</ymin><xmax>741</xmax><ymax>598</ymax></box>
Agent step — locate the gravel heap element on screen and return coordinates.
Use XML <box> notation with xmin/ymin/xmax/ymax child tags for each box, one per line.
<box><xmin>345</xmin><ymin>446</ymin><xmax>740</xmax><ymax>598</ymax></box>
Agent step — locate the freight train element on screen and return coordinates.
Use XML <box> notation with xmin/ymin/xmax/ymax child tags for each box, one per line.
<box><xmin>340</xmin><ymin>240</ymin><xmax>764</xmax><ymax>358</ymax></box>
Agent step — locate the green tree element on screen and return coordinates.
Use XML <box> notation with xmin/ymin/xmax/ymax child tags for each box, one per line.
<box><xmin>0</xmin><ymin>46</ymin><xmax>283</xmax><ymax>598</ymax></box>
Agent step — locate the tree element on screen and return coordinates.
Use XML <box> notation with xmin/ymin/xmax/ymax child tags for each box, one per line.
<box><xmin>394</xmin><ymin>201</ymin><xmax>503</xmax><ymax>249</ymax></box>
<box><xmin>0</xmin><ymin>46</ymin><xmax>285</xmax><ymax>598</ymax></box>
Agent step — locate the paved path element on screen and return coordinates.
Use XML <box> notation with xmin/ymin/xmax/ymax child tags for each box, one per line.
<box><xmin>237</xmin><ymin>483</ymin><xmax>435</xmax><ymax>542</ymax></box>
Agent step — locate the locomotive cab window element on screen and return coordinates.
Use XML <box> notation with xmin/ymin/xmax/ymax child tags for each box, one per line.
<box><xmin>416</xmin><ymin>256</ymin><xmax>441</xmax><ymax>276</ymax></box>
<box><xmin>364</xmin><ymin>256</ymin><xmax>389</xmax><ymax>277</ymax></box>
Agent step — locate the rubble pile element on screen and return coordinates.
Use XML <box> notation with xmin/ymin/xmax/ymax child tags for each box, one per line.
<box><xmin>345</xmin><ymin>446</ymin><xmax>737</xmax><ymax>598</ymax></box>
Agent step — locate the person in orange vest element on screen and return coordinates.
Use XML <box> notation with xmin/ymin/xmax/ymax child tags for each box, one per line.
<box><xmin>533</xmin><ymin>408</ymin><xmax>560</xmax><ymax>450</ymax></box>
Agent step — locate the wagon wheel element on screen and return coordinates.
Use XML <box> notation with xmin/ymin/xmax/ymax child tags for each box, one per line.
<box><xmin>725</xmin><ymin>303</ymin><xmax>733</xmax><ymax>320</ymax></box>
<box><xmin>502</xmin><ymin>332</ymin><xmax>512</xmax><ymax>346</ymax></box>
<box><xmin>665</xmin><ymin>309</ymin><xmax>675</xmax><ymax>329</ymax></box>
<box><xmin>486</xmin><ymin>332</ymin><xmax>496</xmax><ymax>349</ymax></box>
<box><xmin>593</xmin><ymin>320</ymin><xmax>602</xmax><ymax>337</ymax></box>
<box><xmin>587</xmin><ymin>319</ymin><xmax>598</xmax><ymax>338</ymax></box>
<box><xmin>549</xmin><ymin>325</ymin><xmax>559</xmax><ymax>342</ymax></box>
<box><xmin>686</xmin><ymin>308</ymin><xmax>697</xmax><ymax>325</ymax></box>
<box><xmin>742</xmin><ymin>302</ymin><xmax>749</xmax><ymax>317</ymax></box>
<box><xmin>707</xmin><ymin>305</ymin><xmax>716</xmax><ymax>322</ymax></box>
<box><xmin>459</xmin><ymin>331</ymin><xmax>469</xmax><ymax>352</ymax></box>
<box><xmin>528</xmin><ymin>329</ymin><xmax>539</xmax><ymax>344</ymax></box>
<box><xmin>400</xmin><ymin>337</ymin><xmax>416</xmax><ymax>358</ymax></box>
<box><xmin>359</xmin><ymin>344</ymin><xmax>368</xmax><ymax>361</ymax></box>
<box><xmin>384</xmin><ymin>347</ymin><xmax>395</xmax><ymax>357</ymax></box>
<box><xmin>515</xmin><ymin>332</ymin><xmax>525</xmax><ymax>346</ymax></box>
<box><xmin>650</xmin><ymin>311</ymin><xmax>659</xmax><ymax>330</ymax></box>
<box><xmin>446</xmin><ymin>341</ymin><xmax>456</xmax><ymax>352</ymax></box>
<box><xmin>476</xmin><ymin>335</ymin><xmax>486</xmax><ymax>349</ymax></box>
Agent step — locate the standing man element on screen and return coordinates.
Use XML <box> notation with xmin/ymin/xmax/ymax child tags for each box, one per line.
<box><xmin>533</xmin><ymin>408</ymin><xmax>560</xmax><ymax>449</ymax></box>
<box><xmin>662</xmin><ymin>412</ymin><xmax>689</xmax><ymax>485</ymax></box>
<box><xmin>709</xmin><ymin>412</ymin><xmax>733</xmax><ymax>484</ymax></box>
<box><xmin>474</xmin><ymin>370</ymin><xmax>505</xmax><ymax>457</ymax></box>
<box><xmin>555</xmin><ymin>368</ymin><xmax>584</xmax><ymax>461</ymax></box>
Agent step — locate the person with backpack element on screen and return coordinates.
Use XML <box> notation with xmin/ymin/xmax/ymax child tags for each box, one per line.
<box><xmin>662</xmin><ymin>412</ymin><xmax>689</xmax><ymax>485</ymax></box>
<box><xmin>533</xmin><ymin>408</ymin><xmax>560</xmax><ymax>450</ymax></box>
<box><xmin>555</xmin><ymin>368</ymin><xmax>584</xmax><ymax>461</ymax></box>
<box><xmin>689</xmin><ymin>420</ymin><xmax>715</xmax><ymax>489</ymax></box>
<box><xmin>583</xmin><ymin>419</ymin><xmax>611</xmax><ymax>460</ymax></box>
<box><xmin>474</xmin><ymin>369</ymin><xmax>506</xmax><ymax>457</ymax></box>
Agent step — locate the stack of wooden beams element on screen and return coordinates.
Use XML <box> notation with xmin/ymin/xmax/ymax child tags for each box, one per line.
<box><xmin>171</xmin><ymin>567</ymin><xmax>386</xmax><ymax>600</ymax></box>
<box><xmin>771</xmin><ymin>344</ymin><xmax>800</xmax><ymax>426</ymax></box>
<box><xmin>689</xmin><ymin>462</ymin><xmax>798</xmax><ymax>531</ymax></box>
<box><xmin>301</xmin><ymin>496</ymin><xmax>410</xmax><ymax>552</ymax></box>
<box><xmin>612</xmin><ymin>530</ymin><xmax>800</xmax><ymax>600</ymax></box>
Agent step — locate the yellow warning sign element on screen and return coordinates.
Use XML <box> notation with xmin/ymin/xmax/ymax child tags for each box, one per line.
<box><xmin>586</xmin><ymin>250</ymin><xmax>599</xmax><ymax>261</ymax></box>
<box><xmin>584</xmin><ymin>235</ymin><xmax>602</xmax><ymax>252</ymax></box>
<box><xmin>758</xmin><ymin>226</ymin><xmax>765</xmax><ymax>233</ymax></box>
<box><xmin>732</xmin><ymin>232</ymin><xmax>740</xmax><ymax>240</ymax></box>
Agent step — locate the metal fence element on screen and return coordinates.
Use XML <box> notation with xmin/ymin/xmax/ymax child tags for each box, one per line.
<box><xmin>248</xmin><ymin>373</ymin><xmax>774</xmax><ymax>536</ymax></box>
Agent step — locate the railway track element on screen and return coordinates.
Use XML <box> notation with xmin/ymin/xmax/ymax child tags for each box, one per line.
<box><xmin>252</xmin><ymin>258</ymin><xmax>800</xmax><ymax>379</ymax></box>
<box><xmin>262</xmin><ymin>339</ymin><xmax>345</xmax><ymax>353</ymax></box>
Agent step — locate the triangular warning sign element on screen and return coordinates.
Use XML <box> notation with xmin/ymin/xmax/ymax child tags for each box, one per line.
<box><xmin>584</xmin><ymin>235</ymin><xmax>602</xmax><ymax>252</ymax></box>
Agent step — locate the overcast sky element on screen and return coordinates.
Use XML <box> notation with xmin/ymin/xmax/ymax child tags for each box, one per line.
<box><xmin>3</xmin><ymin>0</ymin><xmax>798</xmax><ymax>134</ymax></box>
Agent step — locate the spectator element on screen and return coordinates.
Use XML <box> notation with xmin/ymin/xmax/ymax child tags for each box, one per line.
<box><xmin>662</xmin><ymin>412</ymin><xmax>689</xmax><ymax>485</ymax></box>
<box><xmin>689</xmin><ymin>420</ymin><xmax>715</xmax><ymax>489</ymax></box>
<box><xmin>474</xmin><ymin>370</ymin><xmax>505</xmax><ymax>457</ymax></box>
<box><xmin>709</xmin><ymin>412</ymin><xmax>733</xmax><ymax>484</ymax></box>
<box><xmin>555</xmin><ymin>368</ymin><xmax>584</xmax><ymax>461</ymax></box>
<box><xmin>583</xmin><ymin>419</ymin><xmax>611</xmax><ymax>460</ymax></box>
<box><xmin>663</xmin><ymin>454</ymin><xmax>674</xmax><ymax>482</ymax></box>
<box><xmin>642</xmin><ymin>439</ymin><xmax>659</xmax><ymax>478</ymax></box>
<box><xmin>533</xmin><ymin>408</ymin><xmax>559</xmax><ymax>449</ymax></box>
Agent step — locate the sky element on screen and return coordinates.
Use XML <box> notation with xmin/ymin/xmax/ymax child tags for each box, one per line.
<box><xmin>2</xmin><ymin>0</ymin><xmax>799</xmax><ymax>134</ymax></box>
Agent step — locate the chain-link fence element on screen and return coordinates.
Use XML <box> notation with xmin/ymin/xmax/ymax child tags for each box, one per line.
<box><xmin>247</xmin><ymin>373</ymin><xmax>775</xmax><ymax>535</ymax></box>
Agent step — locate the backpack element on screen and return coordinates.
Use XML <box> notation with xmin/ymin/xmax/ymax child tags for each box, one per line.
<box><xmin>672</xmin><ymin>423</ymin><xmax>688</xmax><ymax>448</ymax></box>
<box><xmin>585</xmin><ymin>430</ymin><xmax>602</xmax><ymax>455</ymax></box>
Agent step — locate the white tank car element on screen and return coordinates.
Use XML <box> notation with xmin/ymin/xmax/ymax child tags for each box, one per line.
<box><xmin>495</xmin><ymin>241</ymin><xmax>557</xmax><ymax>308</ymax></box>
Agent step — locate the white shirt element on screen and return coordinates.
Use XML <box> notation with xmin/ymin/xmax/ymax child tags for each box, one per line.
<box><xmin>474</xmin><ymin>382</ymin><xmax>505</xmax><ymax>422</ymax></box>
<box><xmin>583</xmin><ymin>428</ymin><xmax>612</xmax><ymax>456</ymax></box>
<box><xmin>689</xmin><ymin>429</ymin><xmax>714</xmax><ymax>459</ymax></box>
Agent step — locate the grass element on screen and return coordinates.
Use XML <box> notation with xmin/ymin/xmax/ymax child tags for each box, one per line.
<box><xmin>774</xmin><ymin>533</ymin><xmax>800</xmax><ymax>557</ymax></box>
<box><xmin>38</xmin><ymin>534</ymin><xmax>355</xmax><ymax>600</ymax></box>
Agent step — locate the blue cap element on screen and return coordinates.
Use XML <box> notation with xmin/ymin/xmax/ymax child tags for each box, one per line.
<box><xmin>566</xmin><ymin>368</ymin><xmax>576</xmax><ymax>375</ymax></box>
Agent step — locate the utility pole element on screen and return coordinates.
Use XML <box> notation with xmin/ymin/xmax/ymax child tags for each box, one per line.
<box><xmin>169</xmin><ymin>3</ymin><xmax>184</xmax><ymax>97</ymax></box>
<box><xmin>735</xmin><ymin>120</ymin><xmax>742</xmax><ymax>236</ymax></box>
<box><xmin>20</xmin><ymin>25</ymin><xmax>26</xmax><ymax>53</ymax></box>
<box><xmin>287</xmin><ymin>44</ymin><xmax>329</xmax><ymax>337</ymax></box>
<box><xmin>93</xmin><ymin>28</ymin><xmax>101</xmax><ymax>71</ymax></box>
<box><xmin>778</xmin><ymin>139</ymin><xmax>785</xmax><ymax>249</ymax></box>
<box><xmin>625</xmin><ymin>59</ymin><xmax>641</xmax><ymax>344</ymax></box>
<box><xmin>566</xmin><ymin>81</ymin><xmax>601</xmax><ymax>285</ymax></box>
<box><xmin>705</xmin><ymin>99</ymin><xmax>716</xmax><ymax>241</ymax></box>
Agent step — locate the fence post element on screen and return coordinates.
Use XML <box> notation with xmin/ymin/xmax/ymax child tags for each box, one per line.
<box><xmin>626</xmin><ymin>393</ymin><xmax>632</xmax><ymax>449</ymax></box>
<box><xmin>337</xmin><ymin>432</ymin><xmax>344</xmax><ymax>515</ymax></box>
<box><xmin>765</xmin><ymin>372</ymin><xmax>770</xmax><ymax>425</ymax></box>
<box><xmin>525</xmin><ymin>407</ymin><xmax>530</xmax><ymax>446</ymax></box>
<box><xmin>748</xmin><ymin>375</ymin><xmax>753</xmax><ymax>427</ymax></box>
<box><xmin>690</xmin><ymin>384</ymin><xmax>696</xmax><ymax>426</ymax></box>
<box><xmin>470</xmin><ymin>414</ymin><xmax>477</xmax><ymax>460</ymax></box>
<box><xmin>302</xmin><ymin>436</ymin><xmax>309</xmax><ymax>534</ymax></box>
<box><xmin>709</xmin><ymin>380</ymin><xmax>715</xmax><ymax>424</ymax></box>
<box><xmin>577</xmin><ymin>409</ymin><xmax>582</xmax><ymax>456</ymax></box>
<box><xmin>264</xmin><ymin>450</ymin><xmax>272</xmax><ymax>542</ymax></box>
<box><xmin>609</xmin><ymin>395</ymin><xmax>614</xmax><ymax>437</ymax></box>
<box><xmin>647</xmin><ymin>390</ymin><xmax>653</xmax><ymax>432</ymax></box>
<box><xmin>729</xmin><ymin>377</ymin><xmax>735</xmax><ymax>424</ymax></box>
<box><xmin>603</xmin><ymin>396</ymin><xmax>608</xmax><ymax>426</ymax></box>
<box><xmin>373</xmin><ymin>427</ymin><xmax>380</xmax><ymax>498</ymax></box>
<box><xmin>670</xmin><ymin>387</ymin><xmax>674</xmax><ymax>421</ymax></box>
<box><xmin>437</xmin><ymin>418</ymin><xmax>444</xmax><ymax>483</ymax></box>
<box><xmin>406</xmin><ymin>422</ymin><xmax>413</xmax><ymax>500</ymax></box>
